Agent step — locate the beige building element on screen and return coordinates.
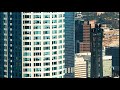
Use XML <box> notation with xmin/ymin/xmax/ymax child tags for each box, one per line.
<box><xmin>103</xmin><ymin>56</ymin><xmax>112</xmax><ymax>77</ymax></box>
<box><xmin>75</xmin><ymin>53</ymin><xmax>87</xmax><ymax>78</ymax></box>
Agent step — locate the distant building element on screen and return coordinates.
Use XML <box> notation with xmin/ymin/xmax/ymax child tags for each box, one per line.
<box><xmin>90</xmin><ymin>24</ymin><xmax>103</xmax><ymax>78</ymax></box>
<box><xmin>89</xmin><ymin>20</ymin><xmax>96</xmax><ymax>28</ymax></box>
<box><xmin>75</xmin><ymin>20</ymin><xmax>92</xmax><ymax>53</ymax></box>
<box><xmin>105</xmin><ymin>47</ymin><xmax>119</xmax><ymax>76</ymax></box>
<box><xmin>75</xmin><ymin>53</ymin><xmax>87</xmax><ymax>78</ymax></box>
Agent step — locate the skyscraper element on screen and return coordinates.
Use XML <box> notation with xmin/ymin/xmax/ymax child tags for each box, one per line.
<box><xmin>0</xmin><ymin>12</ymin><xmax>75</xmax><ymax>78</ymax></box>
<box><xmin>90</xmin><ymin>24</ymin><xmax>103</xmax><ymax>78</ymax></box>
<box><xmin>64</xmin><ymin>12</ymin><xmax>75</xmax><ymax>78</ymax></box>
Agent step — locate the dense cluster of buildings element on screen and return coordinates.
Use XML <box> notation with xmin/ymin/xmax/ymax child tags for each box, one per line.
<box><xmin>0</xmin><ymin>12</ymin><xmax>119</xmax><ymax>78</ymax></box>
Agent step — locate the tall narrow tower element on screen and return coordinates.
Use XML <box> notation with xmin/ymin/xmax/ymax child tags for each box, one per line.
<box><xmin>90</xmin><ymin>24</ymin><xmax>103</xmax><ymax>78</ymax></box>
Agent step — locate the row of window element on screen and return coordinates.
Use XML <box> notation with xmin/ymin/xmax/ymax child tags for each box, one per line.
<box><xmin>23</xmin><ymin>35</ymin><xmax>64</xmax><ymax>40</ymax></box>
<box><xmin>23</xmin><ymin>25</ymin><xmax>64</xmax><ymax>29</ymax></box>
<box><xmin>23</xmin><ymin>30</ymin><xmax>63</xmax><ymax>36</ymax></box>
<box><xmin>23</xmin><ymin>50</ymin><xmax>64</xmax><ymax>56</ymax></box>
<box><xmin>23</xmin><ymin>40</ymin><xmax>64</xmax><ymax>45</ymax></box>
<box><xmin>23</xmin><ymin>72</ymin><xmax>63</xmax><ymax>77</ymax></box>
<box><xmin>23</xmin><ymin>61</ymin><xmax>64</xmax><ymax>67</ymax></box>
<box><xmin>23</xmin><ymin>55</ymin><xmax>64</xmax><ymax>61</ymax></box>
<box><xmin>23</xmin><ymin>66</ymin><xmax>63</xmax><ymax>72</ymax></box>
<box><xmin>23</xmin><ymin>45</ymin><xmax>64</xmax><ymax>51</ymax></box>
<box><xmin>23</xmin><ymin>20</ymin><xmax>63</xmax><ymax>24</ymax></box>
<box><xmin>23</xmin><ymin>14</ymin><xmax>63</xmax><ymax>19</ymax></box>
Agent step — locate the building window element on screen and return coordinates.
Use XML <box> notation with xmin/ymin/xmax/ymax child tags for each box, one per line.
<box><xmin>23</xmin><ymin>52</ymin><xmax>31</xmax><ymax>56</ymax></box>
<box><xmin>44</xmin><ymin>68</ymin><xmax>50</xmax><ymax>71</ymax></box>
<box><xmin>52</xmin><ymin>41</ymin><xmax>57</xmax><ymax>44</ymax></box>
<box><xmin>43</xmin><ymin>47</ymin><xmax>50</xmax><ymax>50</ymax></box>
<box><xmin>34</xmin><ymin>36</ymin><xmax>41</xmax><ymax>40</ymax></box>
<box><xmin>44</xmin><ymin>62</ymin><xmax>50</xmax><ymax>66</ymax></box>
<box><xmin>23</xmin><ymin>36</ymin><xmax>31</xmax><ymax>40</ymax></box>
<box><xmin>52</xmin><ymin>56</ymin><xmax>57</xmax><ymax>60</ymax></box>
<box><xmin>34</xmin><ymin>31</ymin><xmax>41</xmax><ymax>34</ymax></box>
<box><xmin>34</xmin><ymin>63</ymin><xmax>41</xmax><ymax>66</ymax></box>
<box><xmin>34</xmin><ymin>58</ymin><xmax>41</xmax><ymax>61</ymax></box>
<box><xmin>23</xmin><ymin>74</ymin><xmax>31</xmax><ymax>77</ymax></box>
<box><xmin>33</xmin><ymin>15</ymin><xmax>41</xmax><ymax>18</ymax></box>
<box><xmin>52</xmin><ymin>72</ymin><xmax>57</xmax><ymax>76</ymax></box>
<box><xmin>52</xmin><ymin>25</ymin><xmax>57</xmax><ymax>29</ymax></box>
<box><xmin>52</xmin><ymin>67</ymin><xmax>57</xmax><ymax>70</ymax></box>
<box><xmin>43</xmin><ymin>15</ymin><xmax>50</xmax><ymax>18</ymax></box>
<box><xmin>52</xmin><ymin>62</ymin><xmax>57</xmax><ymax>65</ymax></box>
<box><xmin>34</xmin><ymin>20</ymin><xmax>41</xmax><ymax>24</ymax></box>
<box><xmin>23</xmin><ymin>63</ymin><xmax>31</xmax><ymax>66</ymax></box>
<box><xmin>34</xmin><ymin>42</ymin><xmax>41</xmax><ymax>45</ymax></box>
<box><xmin>23</xmin><ymin>15</ymin><xmax>31</xmax><ymax>19</ymax></box>
<box><xmin>23</xmin><ymin>47</ymin><xmax>31</xmax><ymax>51</ymax></box>
<box><xmin>52</xmin><ymin>51</ymin><xmax>57</xmax><ymax>55</ymax></box>
<box><xmin>43</xmin><ymin>57</ymin><xmax>50</xmax><ymax>61</ymax></box>
<box><xmin>34</xmin><ymin>26</ymin><xmax>41</xmax><ymax>29</ymax></box>
<box><xmin>23</xmin><ymin>42</ymin><xmax>31</xmax><ymax>45</ymax></box>
<box><xmin>52</xmin><ymin>20</ymin><xmax>57</xmax><ymax>23</ymax></box>
<box><xmin>43</xmin><ymin>25</ymin><xmax>50</xmax><ymax>29</ymax></box>
<box><xmin>43</xmin><ymin>41</ymin><xmax>50</xmax><ymax>45</ymax></box>
<box><xmin>52</xmin><ymin>35</ymin><xmax>57</xmax><ymax>39</ymax></box>
<box><xmin>52</xmin><ymin>30</ymin><xmax>57</xmax><ymax>34</ymax></box>
<box><xmin>23</xmin><ymin>58</ymin><xmax>31</xmax><ymax>61</ymax></box>
<box><xmin>34</xmin><ymin>52</ymin><xmax>41</xmax><ymax>56</ymax></box>
<box><xmin>44</xmin><ymin>52</ymin><xmax>50</xmax><ymax>56</ymax></box>
<box><xmin>43</xmin><ymin>31</ymin><xmax>50</xmax><ymax>34</ymax></box>
<box><xmin>23</xmin><ymin>68</ymin><xmax>31</xmax><ymax>72</ymax></box>
<box><xmin>23</xmin><ymin>20</ymin><xmax>31</xmax><ymax>24</ymax></box>
<box><xmin>43</xmin><ymin>20</ymin><xmax>50</xmax><ymax>24</ymax></box>
<box><xmin>34</xmin><ymin>47</ymin><xmax>41</xmax><ymax>50</ymax></box>
<box><xmin>52</xmin><ymin>46</ymin><xmax>57</xmax><ymax>50</ymax></box>
<box><xmin>43</xmin><ymin>36</ymin><xmax>50</xmax><ymax>40</ymax></box>
<box><xmin>52</xmin><ymin>15</ymin><xmax>57</xmax><ymax>18</ymax></box>
<box><xmin>34</xmin><ymin>68</ymin><xmax>41</xmax><ymax>72</ymax></box>
<box><xmin>44</xmin><ymin>73</ymin><xmax>50</xmax><ymax>76</ymax></box>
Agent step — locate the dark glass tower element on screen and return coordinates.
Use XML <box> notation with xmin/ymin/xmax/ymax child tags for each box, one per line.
<box><xmin>90</xmin><ymin>24</ymin><xmax>103</xmax><ymax>78</ymax></box>
<box><xmin>0</xmin><ymin>12</ymin><xmax>22</xmax><ymax>78</ymax></box>
<box><xmin>64</xmin><ymin>12</ymin><xmax>75</xmax><ymax>78</ymax></box>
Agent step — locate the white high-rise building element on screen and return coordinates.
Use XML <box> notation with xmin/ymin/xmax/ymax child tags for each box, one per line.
<box><xmin>22</xmin><ymin>12</ymin><xmax>65</xmax><ymax>78</ymax></box>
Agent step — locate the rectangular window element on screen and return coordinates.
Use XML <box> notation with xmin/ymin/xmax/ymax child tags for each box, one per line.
<box><xmin>34</xmin><ymin>52</ymin><xmax>41</xmax><ymax>56</ymax></box>
<box><xmin>23</xmin><ymin>47</ymin><xmax>31</xmax><ymax>51</ymax></box>
<box><xmin>43</xmin><ymin>36</ymin><xmax>50</xmax><ymax>40</ymax></box>
<box><xmin>44</xmin><ymin>68</ymin><xmax>50</xmax><ymax>71</ymax></box>
<box><xmin>44</xmin><ymin>73</ymin><xmax>50</xmax><ymax>76</ymax></box>
<box><xmin>52</xmin><ymin>30</ymin><xmax>57</xmax><ymax>34</ymax></box>
<box><xmin>23</xmin><ymin>58</ymin><xmax>31</xmax><ymax>61</ymax></box>
<box><xmin>34</xmin><ymin>42</ymin><xmax>41</xmax><ymax>45</ymax></box>
<box><xmin>44</xmin><ymin>62</ymin><xmax>50</xmax><ymax>66</ymax></box>
<box><xmin>43</xmin><ymin>15</ymin><xmax>50</xmax><ymax>18</ymax></box>
<box><xmin>23</xmin><ymin>68</ymin><xmax>31</xmax><ymax>72</ymax></box>
<box><xmin>44</xmin><ymin>52</ymin><xmax>50</xmax><ymax>56</ymax></box>
<box><xmin>52</xmin><ymin>72</ymin><xmax>57</xmax><ymax>76</ymax></box>
<box><xmin>43</xmin><ymin>47</ymin><xmax>50</xmax><ymax>50</ymax></box>
<box><xmin>43</xmin><ymin>25</ymin><xmax>50</xmax><ymax>29</ymax></box>
<box><xmin>43</xmin><ymin>41</ymin><xmax>50</xmax><ymax>45</ymax></box>
<box><xmin>34</xmin><ymin>68</ymin><xmax>41</xmax><ymax>72</ymax></box>
<box><xmin>52</xmin><ymin>25</ymin><xmax>57</xmax><ymax>29</ymax></box>
<box><xmin>52</xmin><ymin>62</ymin><xmax>57</xmax><ymax>65</ymax></box>
<box><xmin>24</xmin><ymin>42</ymin><xmax>31</xmax><ymax>45</ymax></box>
<box><xmin>43</xmin><ymin>57</ymin><xmax>50</xmax><ymax>61</ymax></box>
<box><xmin>52</xmin><ymin>67</ymin><xmax>57</xmax><ymax>70</ymax></box>
<box><xmin>34</xmin><ymin>47</ymin><xmax>41</xmax><ymax>50</ymax></box>
<box><xmin>52</xmin><ymin>15</ymin><xmax>57</xmax><ymax>18</ymax></box>
<box><xmin>43</xmin><ymin>20</ymin><xmax>50</xmax><ymax>24</ymax></box>
<box><xmin>23</xmin><ymin>63</ymin><xmax>31</xmax><ymax>66</ymax></box>
<box><xmin>52</xmin><ymin>56</ymin><xmax>57</xmax><ymax>60</ymax></box>
<box><xmin>34</xmin><ymin>20</ymin><xmax>41</xmax><ymax>24</ymax></box>
<box><xmin>34</xmin><ymin>36</ymin><xmax>41</xmax><ymax>40</ymax></box>
<box><xmin>23</xmin><ymin>26</ymin><xmax>31</xmax><ymax>29</ymax></box>
<box><xmin>52</xmin><ymin>51</ymin><xmax>57</xmax><ymax>55</ymax></box>
<box><xmin>52</xmin><ymin>35</ymin><xmax>57</xmax><ymax>39</ymax></box>
<box><xmin>52</xmin><ymin>41</ymin><xmax>57</xmax><ymax>44</ymax></box>
<box><xmin>43</xmin><ymin>31</ymin><xmax>50</xmax><ymax>34</ymax></box>
<box><xmin>52</xmin><ymin>46</ymin><xmax>57</xmax><ymax>49</ymax></box>
<box><xmin>23</xmin><ymin>20</ymin><xmax>31</xmax><ymax>24</ymax></box>
<box><xmin>33</xmin><ymin>15</ymin><xmax>41</xmax><ymax>18</ymax></box>
<box><xmin>23</xmin><ymin>52</ymin><xmax>31</xmax><ymax>56</ymax></box>
<box><xmin>52</xmin><ymin>20</ymin><xmax>57</xmax><ymax>23</ymax></box>
<box><xmin>34</xmin><ymin>26</ymin><xmax>41</xmax><ymax>29</ymax></box>
<box><xmin>34</xmin><ymin>58</ymin><xmax>41</xmax><ymax>61</ymax></box>
<box><xmin>34</xmin><ymin>31</ymin><xmax>41</xmax><ymax>34</ymax></box>
<box><xmin>34</xmin><ymin>63</ymin><xmax>41</xmax><ymax>66</ymax></box>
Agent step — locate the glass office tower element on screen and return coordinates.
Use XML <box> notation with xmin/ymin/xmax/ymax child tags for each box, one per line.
<box><xmin>0</xmin><ymin>12</ymin><xmax>75</xmax><ymax>78</ymax></box>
